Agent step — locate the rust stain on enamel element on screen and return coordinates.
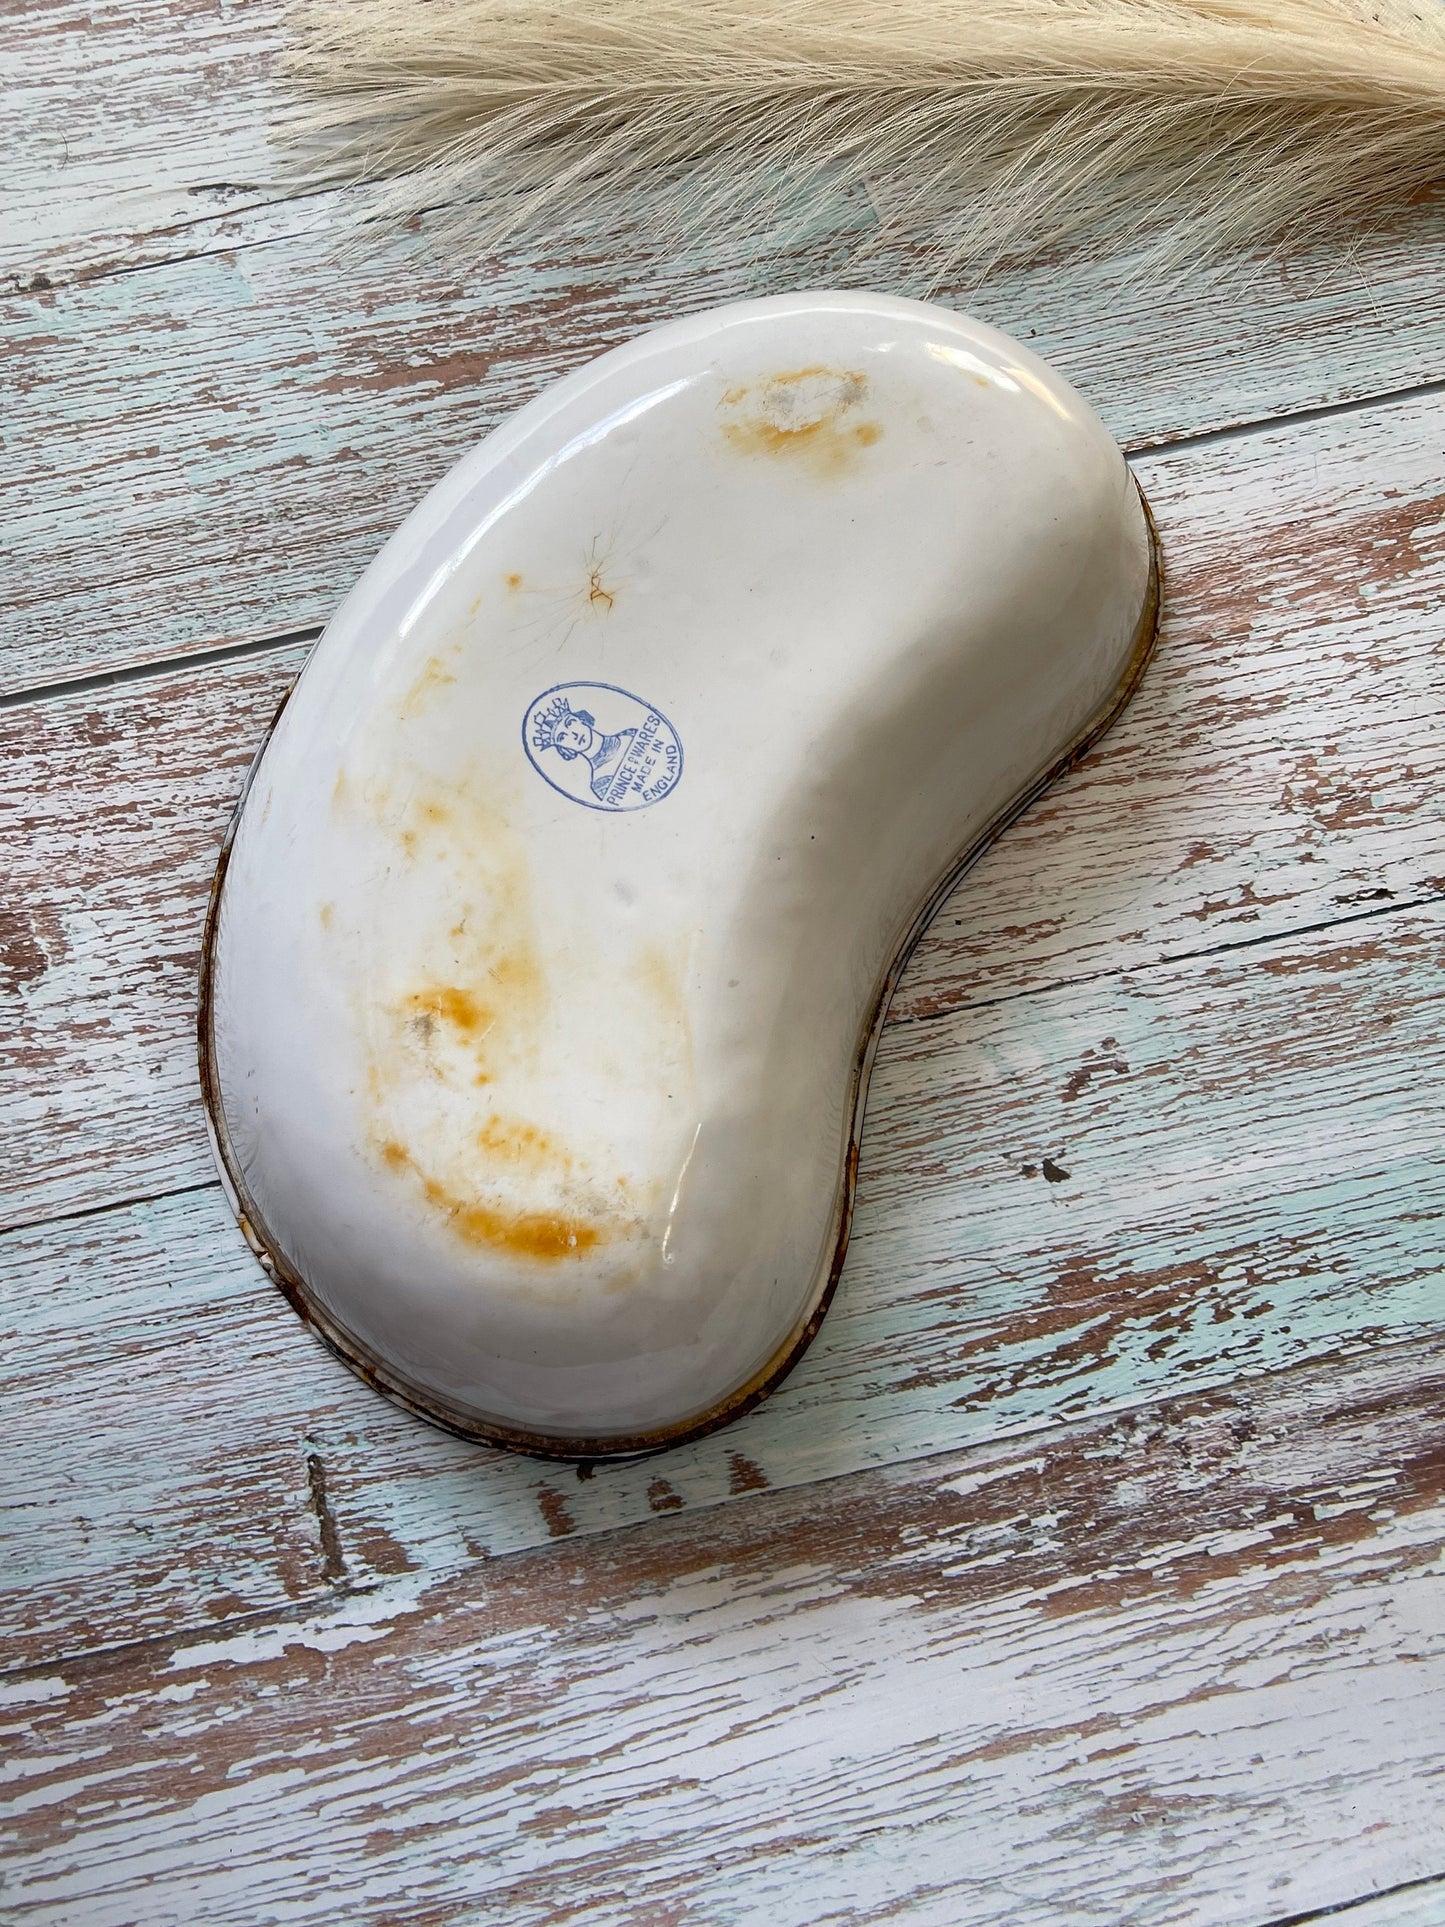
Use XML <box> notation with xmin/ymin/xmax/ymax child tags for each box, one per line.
<box><xmin>400</xmin><ymin>982</ymin><xmax>495</xmax><ymax>1049</ymax></box>
<box><xmin>378</xmin><ymin>1138</ymin><xmax>603</xmax><ymax>1261</ymax></box>
<box><xmin>476</xmin><ymin>1115</ymin><xmax>573</xmax><ymax>1170</ymax></box>
<box><xmin>399</xmin><ymin>651</ymin><xmax>458</xmax><ymax>720</ymax></box>
<box><xmin>720</xmin><ymin>367</ymin><xmax>883</xmax><ymax>477</ymax></box>
<box><xmin>335</xmin><ymin>771</ymin><xmax>693</xmax><ymax>1276</ymax></box>
<box><xmin>389</xmin><ymin>939</ymin><xmax>545</xmax><ymax>1093</ymax></box>
<box><xmin>354</xmin><ymin>779</ymin><xmax>634</xmax><ymax>1267</ymax></box>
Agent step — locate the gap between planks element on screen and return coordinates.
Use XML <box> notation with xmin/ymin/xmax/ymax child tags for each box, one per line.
<box><xmin>4</xmin><ymin>1333</ymin><xmax>1444</xmax><ymax>1927</ymax></box>
<box><xmin>7</xmin><ymin>382</ymin><xmax>1442</xmax><ymax>1231</ymax></box>
<box><xmin>0</xmin><ymin>371</ymin><xmax>1431</xmax><ymax>712</ymax></box>
<box><xmin>1</xmin><ymin>1316</ymin><xmax>1431</xmax><ymax>1694</ymax></box>
<box><xmin>6</xmin><ymin>893</ymin><xmax>1445</xmax><ymax>1672</ymax></box>
<box><xmin>1261</xmin><ymin>1875</ymin><xmax>1445</xmax><ymax>1927</ymax></box>
<box><xmin>7</xmin><ymin>187</ymin><xmax>1444</xmax><ymax>695</ymax></box>
<box><xmin>4</xmin><ymin>875</ymin><xmax>1436</xmax><ymax>1246</ymax></box>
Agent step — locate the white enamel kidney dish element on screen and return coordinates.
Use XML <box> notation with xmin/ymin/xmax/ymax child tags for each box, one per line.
<box><xmin>201</xmin><ymin>291</ymin><xmax>1159</xmax><ymax>1457</ymax></box>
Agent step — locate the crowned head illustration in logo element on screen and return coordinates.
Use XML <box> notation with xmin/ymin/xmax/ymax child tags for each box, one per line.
<box><xmin>523</xmin><ymin>682</ymin><xmax>684</xmax><ymax>813</ymax></box>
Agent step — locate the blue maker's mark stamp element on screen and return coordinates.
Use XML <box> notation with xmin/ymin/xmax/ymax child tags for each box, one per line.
<box><xmin>524</xmin><ymin>682</ymin><xmax>684</xmax><ymax>813</ymax></box>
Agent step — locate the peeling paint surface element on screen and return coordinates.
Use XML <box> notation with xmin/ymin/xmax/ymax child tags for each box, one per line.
<box><xmin>4</xmin><ymin>5</ymin><xmax>1445</xmax><ymax>1921</ymax></box>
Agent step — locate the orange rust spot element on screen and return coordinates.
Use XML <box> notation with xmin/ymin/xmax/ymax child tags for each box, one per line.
<box><xmin>403</xmin><ymin>984</ymin><xmax>491</xmax><ymax>1038</ymax></box>
<box><xmin>371</xmin><ymin>783</ymin><xmax>455</xmax><ymax>853</ymax></box>
<box><xmin>719</xmin><ymin>367</ymin><xmax>880</xmax><ymax>479</ymax></box>
<box><xmin>476</xmin><ymin>1115</ymin><xmax>573</xmax><ymax>1172</ymax></box>
<box><xmin>380</xmin><ymin>816</ymin><xmax>548</xmax><ymax>1082</ymax></box>
<box><xmin>724</xmin><ymin>420</ymin><xmax>820</xmax><ymax>459</ymax></box>
<box><xmin>378</xmin><ymin>1136</ymin><xmax>605</xmax><ymax>1262</ymax></box>
<box><xmin>399</xmin><ymin>654</ymin><xmax>457</xmax><ymax>720</ymax></box>
<box><xmin>505</xmin><ymin>572</ymin><xmax>524</xmax><ymax>592</ymax></box>
<box><xmin>426</xmin><ymin>1180</ymin><xmax>601</xmax><ymax>1261</ymax></box>
<box><xmin>415</xmin><ymin>797</ymin><xmax>450</xmax><ymax>829</ymax></box>
<box><xmin>487</xmin><ymin>950</ymin><xmax>543</xmax><ymax>1000</ymax></box>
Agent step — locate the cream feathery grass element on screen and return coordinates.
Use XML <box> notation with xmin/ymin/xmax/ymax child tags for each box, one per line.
<box><xmin>281</xmin><ymin>0</ymin><xmax>1445</xmax><ymax>272</ymax></box>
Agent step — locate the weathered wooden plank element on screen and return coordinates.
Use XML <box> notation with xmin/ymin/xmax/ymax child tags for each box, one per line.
<box><xmin>6</xmin><ymin>178</ymin><xmax>1444</xmax><ymax>695</ymax></box>
<box><xmin>8</xmin><ymin>0</ymin><xmax>1445</xmax><ymax>387</ymax></box>
<box><xmin>4</xmin><ymin>394</ymin><xmax>1441</xmax><ymax>1229</ymax></box>
<box><xmin>0</xmin><ymin>0</ymin><xmax>287</xmax><ymax>295</ymax></box>
<box><xmin>1</xmin><ymin>1186</ymin><xmax>344</xmax><ymax>1667</ymax></box>
<box><xmin>3</xmin><ymin>1338</ymin><xmax>1442</xmax><ymax>1926</ymax></box>
<box><xmin>903</xmin><ymin>387</ymin><xmax>1445</xmax><ymax>1017</ymax></box>
<box><xmin>1</xmin><ymin>642</ymin><xmax>309</xmax><ymax>1226</ymax></box>
<box><xmin>6</xmin><ymin>891</ymin><xmax>1443</xmax><ymax>1669</ymax></box>
<box><xmin>1320</xmin><ymin>1888</ymin><xmax>1445</xmax><ymax>1927</ymax></box>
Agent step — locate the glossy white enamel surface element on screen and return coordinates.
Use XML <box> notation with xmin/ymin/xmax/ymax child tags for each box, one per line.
<box><xmin>205</xmin><ymin>291</ymin><xmax>1153</xmax><ymax>1449</ymax></box>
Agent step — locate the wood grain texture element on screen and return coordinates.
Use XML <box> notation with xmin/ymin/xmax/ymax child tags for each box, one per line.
<box><xmin>8</xmin><ymin>0</ymin><xmax>1445</xmax><ymax>336</ymax></box>
<box><xmin>6</xmin><ymin>177</ymin><xmax>1444</xmax><ymax>696</ymax></box>
<box><xmin>7</xmin><ymin>884</ymin><xmax>1444</xmax><ymax>1668</ymax></box>
<box><xmin>7</xmin><ymin>11</ymin><xmax>1445</xmax><ymax>1913</ymax></box>
<box><xmin>1333</xmin><ymin>1888</ymin><xmax>1445</xmax><ymax>1919</ymax></box>
<box><xmin>1319</xmin><ymin>1888</ymin><xmax>1445</xmax><ymax>1927</ymax></box>
<box><xmin>3</xmin><ymin>1338</ymin><xmax>1443</xmax><ymax>1926</ymax></box>
<box><xmin>0</xmin><ymin>0</ymin><xmax>287</xmax><ymax>293</ymax></box>
<box><xmin>1</xmin><ymin>643</ymin><xmax>309</xmax><ymax>1226</ymax></box>
<box><xmin>1</xmin><ymin>1184</ymin><xmax>333</xmax><ymax>1668</ymax></box>
<box><xmin>4</xmin><ymin>393</ymin><xmax>1441</xmax><ymax>1230</ymax></box>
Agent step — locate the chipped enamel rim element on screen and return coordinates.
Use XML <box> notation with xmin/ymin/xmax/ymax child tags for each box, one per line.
<box><xmin>198</xmin><ymin>490</ymin><xmax>1161</xmax><ymax>1464</ymax></box>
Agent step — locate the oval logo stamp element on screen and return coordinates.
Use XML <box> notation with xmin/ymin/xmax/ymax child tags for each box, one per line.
<box><xmin>523</xmin><ymin>682</ymin><xmax>684</xmax><ymax>814</ymax></box>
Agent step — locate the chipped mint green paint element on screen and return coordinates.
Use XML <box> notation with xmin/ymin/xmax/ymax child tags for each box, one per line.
<box><xmin>8</xmin><ymin>192</ymin><xmax>1445</xmax><ymax>694</ymax></box>
<box><xmin>5</xmin><ymin>6</ymin><xmax>1445</xmax><ymax>1917</ymax></box>
<box><xmin>4</xmin><ymin>1339</ymin><xmax>1444</xmax><ymax>1927</ymax></box>
<box><xmin>5</xmin><ymin>898</ymin><xmax>1443</xmax><ymax>1663</ymax></box>
<box><xmin>5</xmin><ymin>392</ymin><xmax>1444</xmax><ymax>1232</ymax></box>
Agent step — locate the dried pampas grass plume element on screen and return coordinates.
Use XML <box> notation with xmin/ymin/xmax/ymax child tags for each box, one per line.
<box><xmin>282</xmin><ymin>0</ymin><xmax>1445</xmax><ymax>273</ymax></box>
